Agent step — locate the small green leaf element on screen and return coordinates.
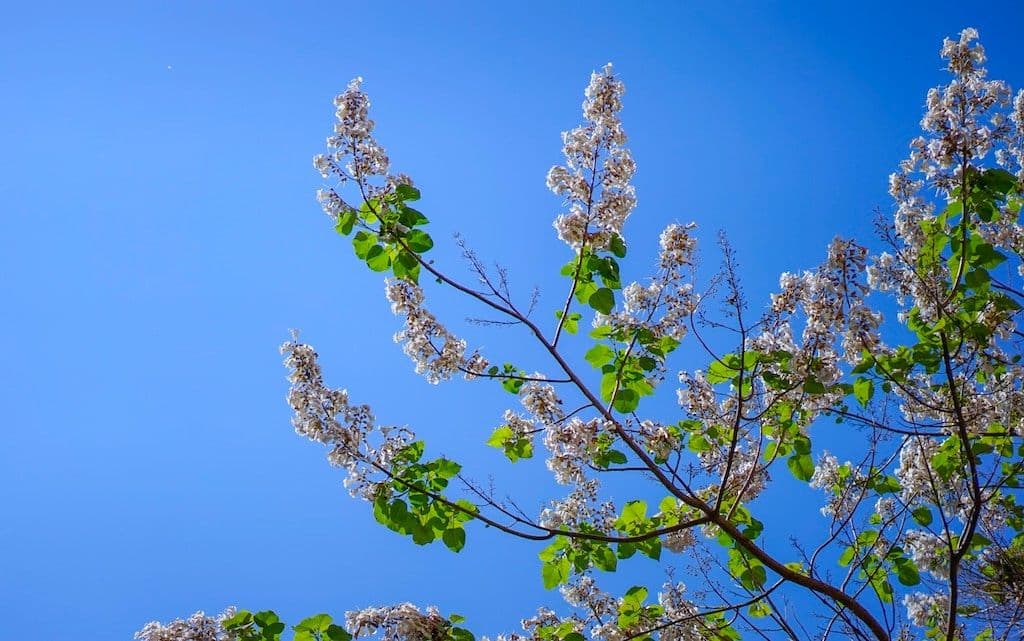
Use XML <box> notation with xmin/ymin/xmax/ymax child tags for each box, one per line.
<box><xmin>609</xmin><ymin>234</ymin><xmax>627</xmax><ymax>258</ymax></box>
<box><xmin>542</xmin><ymin>557</ymin><xmax>571</xmax><ymax>589</ymax></box>
<box><xmin>911</xmin><ymin>506</ymin><xmax>933</xmax><ymax>526</ymax></box>
<box><xmin>706</xmin><ymin>358</ymin><xmax>736</xmax><ymax>384</ymax></box>
<box><xmin>612</xmin><ymin>388</ymin><xmax>639</xmax><ymax>413</ymax></box>
<box><xmin>803</xmin><ymin>378</ymin><xmax>826</xmax><ymax>394</ymax></box>
<box><xmin>326</xmin><ymin>625</ymin><xmax>353</xmax><ymax>641</ymax></box>
<box><xmin>394</xmin><ymin>184</ymin><xmax>421</xmax><ymax>201</ymax></box>
<box><xmin>748</xmin><ymin>601</ymin><xmax>772</xmax><ymax>618</ymax></box>
<box><xmin>853</xmin><ymin>377</ymin><xmax>874</xmax><ymax>408</ymax></box>
<box><xmin>564</xmin><ymin>312</ymin><xmax>581</xmax><ymax>335</ymax></box>
<box><xmin>895</xmin><ymin>559</ymin><xmax>921</xmax><ymax>586</ymax></box>
<box><xmin>838</xmin><ymin>546</ymin><xmax>855</xmax><ymax>567</ymax></box>
<box><xmin>352</xmin><ymin>231</ymin><xmax>378</xmax><ymax>259</ymax></box>
<box><xmin>487</xmin><ymin>426</ymin><xmax>513</xmax><ymax>448</ymax></box>
<box><xmin>366</xmin><ymin>245</ymin><xmax>390</xmax><ymax>271</ymax></box>
<box><xmin>617</xmin><ymin>500</ymin><xmax>648</xmax><ymax>528</ymax></box>
<box><xmin>788</xmin><ymin>453</ymin><xmax>814</xmax><ymax>481</ymax></box>
<box><xmin>404</xmin><ymin>229</ymin><xmax>434</xmax><ymax>253</ymax></box>
<box><xmin>335</xmin><ymin>210</ymin><xmax>357</xmax><ymax>235</ymax></box>
<box><xmin>588</xmin><ymin>288</ymin><xmax>615</xmax><ymax>314</ymax></box>
<box><xmin>442</xmin><ymin>527</ymin><xmax>466</xmax><ymax>552</ymax></box>
<box><xmin>585</xmin><ymin>344</ymin><xmax>615</xmax><ymax>368</ymax></box>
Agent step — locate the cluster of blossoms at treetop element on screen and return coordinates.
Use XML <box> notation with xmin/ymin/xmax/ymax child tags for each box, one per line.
<box><xmin>143</xmin><ymin>27</ymin><xmax>1024</xmax><ymax>641</ymax></box>
<box><xmin>549</xmin><ymin>63</ymin><xmax>635</xmax><ymax>251</ymax></box>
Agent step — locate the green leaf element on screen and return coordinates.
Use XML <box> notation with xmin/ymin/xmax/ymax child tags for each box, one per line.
<box><xmin>366</xmin><ymin>245</ymin><xmax>390</xmax><ymax>271</ymax></box>
<box><xmin>295</xmin><ymin>614</ymin><xmax>333</xmax><ymax>633</ymax></box>
<box><xmin>706</xmin><ymin>358</ymin><xmax>737</xmax><ymax>384</ymax></box>
<box><xmin>335</xmin><ymin>210</ymin><xmax>357</xmax><ymax>235</ymax></box>
<box><xmin>788</xmin><ymin>453</ymin><xmax>814</xmax><ymax>481</ymax></box>
<box><xmin>442</xmin><ymin>527</ymin><xmax>466</xmax><ymax>552</ymax></box>
<box><xmin>853</xmin><ymin>377</ymin><xmax>874</xmax><ymax>408</ymax></box>
<box><xmin>398</xmin><ymin>205</ymin><xmax>429</xmax><ymax>227</ymax></box>
<box><xmin>411</xmin><ymin>521</ymin><xmax>436</xmax><ymax>545</ymax></box>
<box><xmin>802</xmin><ymin>378</ymin><xmax>826</xmax><ymax>394</ymax></box>
<box><xmin>352</xmin><ymin>231</ymin><xmax>378</xmax><ymax>259</ymax></box>
<box><xmin>600</xmin><ymin>372</ymin><xmax>619</xmax><ymax>403</ymax></box>
<box><xmin>254</xmin><ymin>612</ymin><xmax>280</xmax><ymax>627</ymax></box>
<box><xmin>740</xmin><ymin>565</ymin><xmax>767</xmax><ymax>590</ymax></box>
<box><xmin>964</xmin><ymin>267</ymin><xmax>991</xmax><ymax>290</ymax></box>
<box><xmin>911</xmin><ymin>506</ymin><xmax>933</xmax><ymax>526</ymax></box>
<box><xmin>838</xmin><ymin>546</ymin><xmax>855</xmax><ymax>567</ymax></box>
<box><xmin>326</xmin><ymin>625</ymin><xmax>353</xmax><ymax>641</ymax></box>
<box><xmin>223</xmin><ymin>611</ymin><xmax>254</xmax><ymax>629</ymax></box>
<box><xmin>617</xmin><ymin>500</ymin><xmax>648</xmax><ymax>528</ymax></box>
<box><xmin>748</xmin><ymin>601</ymin><xmax>772</xmax><ymax>618</ymax></box>
<box><xmin>404</xmin><ymin>229</ymin><xmax>434</xmax><ymax>253</ymax></box>
<box><xmin>487</xmin><ymin>426</ymin><xmax>513</xmax><ymax>448</ymax></box>
<box><xmin>609</xmin><ymin>234</ymin><xmax>627</xmax><ymax>258</ymax></box>
<box><xmin>592</xmin><ymin>545</ymin><xmax>618</xmax><ymax>572</ymax></box>
<box><xmin>394</xmin><ymin>183</ymin><xmax>421</xmax><ymax>202</ymax></box>
<box><xmin>392</xmin><ymin>250</ymin><xmax>420</xmax><ymax>283</ymax></box>
<box><xmin>895</xmin><ymin>559</ymin><xmax>921</xmax><ymax>586</ymax></box>
<box><xmin>541</xmin><ymin>557</ymin><xmax>571</xmax><ymax>589</ymax></box>
<box><xmin>612</xmin><ymin>388</ymin><xmax>640</xmax><ymax>413</ymax></box>
<box><xmin>588</xmin><ymin>288</ymin><xmax>615</xmax><ymax>314</ymax></box>
<box><xmin>433</xmin><ymin>458</ymin><xmax>462</xmax><ymax>478</ymax></box>
<box><xmin>870</xmin><ymin>575</ymin><xmax>894</xmax><ymax>604</ymax></box>
<box><xmin>595</xmin><ymin>257</ymin><xmax>621</xmax><ymax>289</ymax></box>
<box><xmin>585</xmin><ymin>344</ymin><xmax>615</xmax><ymax>368</ymax></box>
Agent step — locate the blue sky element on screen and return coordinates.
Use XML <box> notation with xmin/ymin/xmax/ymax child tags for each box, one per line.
<box><xmin>2</xmin><ymin>2</ymin><xmax>1023</xmax><ymax>639</ymax></box>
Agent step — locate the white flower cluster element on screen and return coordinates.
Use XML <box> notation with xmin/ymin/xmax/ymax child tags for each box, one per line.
<box><xmin>903</xmin><ymin>591</ymin><xmax>949</xmax><ymax>627</ymax></box>
<box><xmin>911</xmin><ymin>29</ymin><xmax>1012</xmax><ymax>193</ymax></box>
<box><xmin>873</xmin><ymin>28</ymin><xmax>1024</xmax><ymax>310</ymax></box>
<box><xmin>346</xmin><ymin>604</ymin><xmax>446</xmax><ymax>641</ymax></box>
<box><xmin>543</xmin><ymin>416</ymin><xmax>602</xmax><ymax>485</ymax></box>
<box><xmin>808</xmin><ymin>452</ymin><xmax>841</xmax><ymax>491</ymax></box>
<box><xmin>875</xmin><ymin>496</ymin><xmax>896</xmax><ymax>520</ymax></box>
<box><xmin>560</xmin><ymin>575</ymin><xmax>617</xmax><ymax>618</ymax></box>
<box><xmin>894</xmin><ymin>437</ymin><xmax>942</xmax><ymax>505</ymax></box>
<box><xmin>281</xmin><ymin>334</ymin><xmax>413</xmax><ymax>499</ymax></box>
<box><xmin>134</xmin><ymin>609</ymin><xmax>237</xmax><ymax>641</ymax></box>
<box><xmin>315</xmin><ymin>77</ymin><xmax>390</xmax><ymax>183</ymax></box>
<box><xmin>520</xmin><ymin>608</ymin><xmax>583</xmax><ymax>641</ymax></box>
<box><xmin>500</xmin><ymin>409</ymin><xmax>537</xmax><ymax>445</ymax></box>
<box><xmin>549</xmin><ymin>64</ymin><xmax>636</xmax><ymax>251</ymax></box>
<box><xmin>662</xmin><ymin>527</ymin><xmax>697</xmax><ymax>553</ymax></box>
<box><xmin>520</xmin><ymin>380</ymin><xmax>565</xmax><ymax>426</ymax></box>
<box><xmin>538</xmin><ymin>479</ymin><xmax>615</xmax><ymax>532</ymax></box>
<box><xmin>809</xmin><ymin>451</ymin><xmax>862</xmax><ymax>519</ymax></box>
<box><xmin>903</xmin><ymin>530</ymin><xmax>949</xmax><ymax>580</ymax></box>
<box><xmin>997</xmin><ymin>89</ymin><xmax>1024</xmax><ymax>181</ymax></box>
<box><xmin>589</xmin><ymin>582</ymin><xmax>702</xmax><ymax>641</ymax></box>
<box><xmin>656</xmin><ymin>583</ymin><xmax>704</xmax><ymax>641</ymax></box>
<box><xmin>720</xmin><ymin>447</ymin><xmax>769</xmax><ymax>503</ymax></box>
<box><xmin>385</xmin><ymin>279</ymin><xmax>487</xmax><ymax>384</ymax></box>
<box><xmin>771</xmin><ymin>237</ymin><xmax>876</xmax><ymax>368</ymax></box>
<box><xmin>313</xmin><ymin>78</ymin><xmax>417</xmax><ymax>223</ymax></box>
<box><xmin>638</xmin><ymin>419</ymin><xmax>680</xmax><ymax>460</ymax></box>
<box><xmin>601</xmin><ymin>223</ymin><xmax>700</xmax><ymax>343</ymax></box>
<box><xmin>676</xmin><ymin>370</ymin><xmax>720</xmax><ymax>422</ymax></box>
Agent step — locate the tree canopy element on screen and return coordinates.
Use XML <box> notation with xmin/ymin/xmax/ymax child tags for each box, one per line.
<box><xmin>139</xmin><ymin>28</ymin><xmax>1024</xmax><ymax>641</ymax></box>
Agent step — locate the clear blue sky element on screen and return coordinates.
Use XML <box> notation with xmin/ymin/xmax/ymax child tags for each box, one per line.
<box><xmin>2</xmin><ymin>2</ymin><xmax>1023</xmax><ymax>639</ymax></box>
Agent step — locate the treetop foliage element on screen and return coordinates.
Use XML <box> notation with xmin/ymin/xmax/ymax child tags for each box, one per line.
<box><xmin>140</xmin><ymin>28</ymin><xmax>1024</xmax><ymax>641</ymax></box>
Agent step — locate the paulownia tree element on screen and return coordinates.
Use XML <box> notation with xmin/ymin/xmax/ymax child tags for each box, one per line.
<box><xmin>138</xmin><ymin>29</ymin><xmax>1024</xmax><ymax>641</ymax></box>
